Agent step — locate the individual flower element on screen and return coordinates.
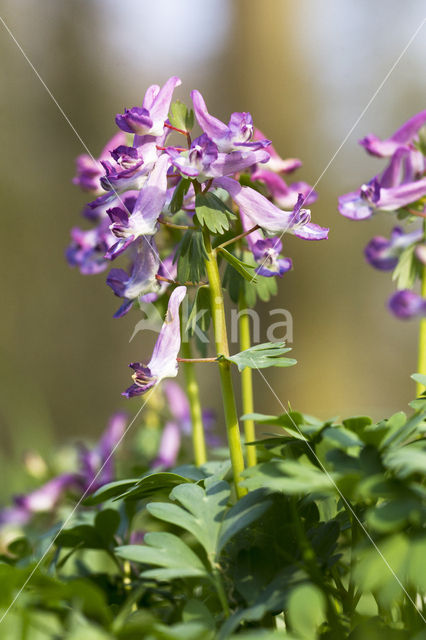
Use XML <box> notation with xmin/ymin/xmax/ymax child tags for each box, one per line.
<box><xmin>123</xmin><ymin>286</ymin><xmax>187</xmax><ymax>398</ymax></box>
<box><xmin>73</xmin><ymin>132</ymin><xmax>126</xmax><ymax>193</ymax></box>
<box><xmin>215</xmin><ymin>177</ymin><xmax>328</xmax><ymax>239</ymax></box>
<box><xmin>359</xmin><ymin>110</ymin><xmax>426</xmax><ymax>157</ymax></box>
<box><xmin>388</xmin><ymin>289</ymin><xmax>426</xmax><ymax>319</ymax></box>
<box><xmin>13</xmin><ymin>474</ymin><xmax>78</xmax><ymax>513</ymax></box>
<box><xmin>163</xmin><ymin>381</ymin><xmax>218</xmax><ymax>445</ymax></box>
<box><xmin>166</xmin><ymin>133</ymin><xmax>269</xmax><ymax>181</ymax></box>
<box><xmin>339</xmin><ymin>177</ymin><xmax>426</xmax><ymax>221</ymax></box>
<box><xmin>66</xmin><ymin>219</ymin><xmax>114</xmax><ymax>275</ymax></box>
<box><xmin>251</xmin><ymin>169</ymin><xmax>318</xmax><ymax>210</ymax></box>
<box><xmin>116</xmin><ymin>76</ymin><xmax>181</xmax><ymax>136</ymax></box>
<box><xmin>106</xmin><ymin>154</ymin><xmax>170</xmax><ymax>259</ymax></box>
<box><xmin>151</xmin><ymin>421</ymin><xmax>181</xmax><ymax>468</ymax></box>
<box><xmin>106</xmin><ymin>237</ymin><xmax>161</xmax><ymax>317</ymax></box>
<box><xmin>364</xmin><ymin>226</ymin><xmax>423</xmax><ymax>270</ymax></box>
<box><xmin>253</xmin><ymin>128</ymin><xmax>302</xmax><ymax>173</ymax></box>
<box><xmin>191</xmin><ymin>90</ymin><xmax>270</xmax><ymax>153</ymax></box>
<box><xmin>78</xmin><ymin>411</ymin><xmax>127</xmax><ymax>491</ymax></box>
<box><xmin>240</xmin><ymin>211</ymin><xmax>292</xmax><ymax>277</ymax></box>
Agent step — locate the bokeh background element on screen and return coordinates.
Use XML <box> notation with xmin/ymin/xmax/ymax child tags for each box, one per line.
<box><xmin>1</xmin><ymin>0</ymin><xmax>425</xmax><ymax>490</ymax></box>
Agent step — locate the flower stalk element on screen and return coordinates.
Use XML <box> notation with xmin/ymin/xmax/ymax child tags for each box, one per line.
<box><xmin>238</xmin><ymin>291</ymin><xmax>257</xmax><ymax>467</ymax></box>
<box><xmin>202</xmin><ymin>228</ymin><xmax>246</xmax><ymax>498</ymax></box>
<box><xmin>417</xmin><ymin>220</ymin><xmax>426</xmax><ymax>397</ymax></box>
<box><xmin>180</xmin><ymin>340</ymin><xmax>207</xmax><ymax>466</ymax></box>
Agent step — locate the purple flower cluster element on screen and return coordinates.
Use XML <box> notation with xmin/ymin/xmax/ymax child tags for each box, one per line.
<box><xmin>338</xmin><ymin>111</ymin><xmax>426</xmax><ymax>319</ymax></box>
<box><xmin>67</xmin><ymin>77</ymin><xmax>328</xmax><ymax>395</ymax></box>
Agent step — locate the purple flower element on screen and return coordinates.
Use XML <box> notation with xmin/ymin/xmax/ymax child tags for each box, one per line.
<box><xmin>166</xmin><ymin>134</ymin><xmax>218</xmax><ymax>178</ymax></box>
<box><xmin>253</xmin><ymin>128</ymin><xmax>302</xmax><ymax>173</ymax></box>
<box><xmin>78</xmin><ymin>412</ymin><xmax>127</xmax><ymax>491</ymax></box>
<box><xmin>123</xmin><ymin>286</ymin><xmax>187</xmax><ymax>398</ymax></box>
<box><xmin>151</xmin><ymin>421</ymin><xmax>181</xmax><ymax>468</ymax></box>
<box><xmin>215</xmin><ymin>177</ymin><xmax>328</xmax><ymax>240</ymax></box>
<box><xmin>106</xmin><ymin>237</ymin><xmax>161</xmax><ymax>317</ymax></box>
<box><xmin>106</xmin><ymin>154</ymin><xmax>170</xmax><ymax>259</ymax></box>
<box><xmin>73</xmin><ymin>132</ymin><xmax>126</xmax><ymax>193</ymax></box>
<box><xmin>66</xmin><ymin>220</ymin><xmax>114</xmax><ymax>275</ymax></box>
<box><xmin>365</xmin><ymin>226</ymin><xmax>423</xmax><ymax>270</ymax></box>
<box><xmin>339</xmin><ymin>178</ymin><xmax>426</xmax><ymax>221</ymax></box>
<box><xmin>166</xmin><ymin>133</ymin><xmax>269</xmax><ymax>180</ymax></box>
<box><xmin>359</xmin><ymin>111</ymin><xmax>426</xmax><ymax>157</ymax></box>
<box><xmin>116</xmin><ymin>76</ymin><xmax>181</xmax><ymax>136</ymax></box>
<box><xmin>388</xmin><ymin>289</ymin><xmax>426</xmax><ymax>319</ymax></box>
<box><xmin>161</xmin><ymin>381</ymin><xmax>219</xmax><ymax>457</ymax></box>
<box><xmin>251</xmin><ymin>169</ymin><xmax>318</xmax><ymax>209</ymax></box>
<box><xmin>14</xmin><ymin>474</ymin><xmax>78</xmax><ymax>513</ymax></box>
<box><xmin>191</xmin><ymin>90</ymin><xmax>270</xmax><ymax>153</ymax></box>
<box><xmin>240</xmin><ymin>211</ymin><xmax>292</xmax><ymax>277</ymax></box>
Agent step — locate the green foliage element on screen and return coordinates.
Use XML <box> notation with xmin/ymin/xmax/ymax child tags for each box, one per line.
<box><xmin>194</xmin><ymin>192</ymin><xmax>236</xmax><ymax>235</ymax></box>
<box><xmin>392</xmin><ymin>244</ymin><xmax>423</xmax><ymax>290</ymax></box>
<box><xmin>1</xmin><ymin>394</ymin><xmax>425</xmax><ymax>638</ymax></box>
<box><xmin>169</xmin><ymin>177</ymin><xmax>191</xmax><ymax>214</ymax></box>
<box><xmin>220</xmin><ymin>341</ymin><xmax>297</xmax><ymax>371</ymax></box>
<box><xmin>169</xmin><ymin>100</ymin><xmax>194</xmax><ymax>132</ymax></box>
<box><xmin>223</xmin><ymin>251</ymin><xmax>278</xmax><ymax>306</ymax></box>
<box><xmin>218</xmin><ymin>248</ymin><xmax>257</xmax><ymax>282</ymax></box>
<box><xmin>175</xmin><ymin>230</ymin><xmax>207</xmax><ymax>283</ymax></box>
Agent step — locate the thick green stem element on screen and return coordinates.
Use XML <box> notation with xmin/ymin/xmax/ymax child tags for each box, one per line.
<box><xmin>239</xmin><ymin>292</ymin><xmax>257</xmax><ymax>467</ymax></box>
<box><xmin>181</xmin><ymin>340</ymin><xmax>207</xmax><ymax>466</ymax></box>
<box><xmin>202</xmin><ymin>229</ymin><xmax>246</xmax><ymax>498</ymax></box>
<box><xmin>418</xmin><ymin>223</ymin><xmax>426</xmax><ymax>396</ymax></box>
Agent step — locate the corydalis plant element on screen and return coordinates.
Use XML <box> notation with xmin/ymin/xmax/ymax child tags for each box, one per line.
<box><xmin>338</xmin><ymin>110</ymin><xmax>426</xmax><ymax>392</ymax></box>
<box><xmin>68</xmin><ymin>76</ymin><xmax>328</xmax><ymax>495</ymax></box>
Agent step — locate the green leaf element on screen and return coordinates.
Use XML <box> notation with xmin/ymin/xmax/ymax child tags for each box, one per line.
<box><xmin>147</xmin><ymin>481</ymin><xmax>271</xmax><ymax>564</ymax></box>
<box><xmin>392</xmin><ymin>244</ymin><xmax>422</xmax><ymax>290</ymax></box>
<box><xmin>84</xmin><ymin>478</ymin><xmax>141</xmax><ymax>505</ymax></box>
<box><xmin>384</xmin><ymin>444</ymin><xmax>426</xmax><ymax>478</ymax></box>
<box><xmin>195</xmin><ymin>192</ymin><xmax>236</xmax><ymax>235</ymax></box>
<box><xmin>115</xmin><ymin>531</ymin><xmax>207</xmax><ymax>579</ymax></box>
<box><xmin>169</xmin><ymin>100</ymin><xmax>194</xmax><ymax>132</ymax></box>
<box><xmin>117</xmin><ymin>471</ymin><xmax>192</xmax><ymax>501</ymax></box>
<box><xmin>220</xmin><ymin>341</ymin><xmax>296</xmax><ymax>371</ymax></box>
<box><xmin>242</xmin><ymin>459</ymin><xmax>335</xmax><ymax>495</ymax></box>
<box><xmin>241</xmin><ymin>412</ymin><xmax>308</xmax><ymax>441</ymax></box>
<box><xmin>175</xmin><ymin>230</ymin><xmax>207</xmax><ymax>283</ymax></box>
<box><xmin>170</xmin><ymin>178</ymin><xmax>191</xmax><ymax>214</ymax></box>
<box><xmin>287</xmin><ymin>583</ymin><xmax>326</xmax><ymax>639</ymax></box>
<box><xmin>218</xmin><ymin>248</ymin><xmax>257</xmax><ymax>282</ymax></box>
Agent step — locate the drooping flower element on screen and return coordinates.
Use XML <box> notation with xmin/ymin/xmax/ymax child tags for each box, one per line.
<box><xmin>388</xmin><ymin>289</ymin><xmax>426</xmax><ymax>319</ymax></box>
<box><xmin>364</xmin><ymin>226</ymin><xmax>423</xmax><ymax>270</ymax></box>
<box><xmin>215</xmin><ymin>177</ymin><xmax>328</xmax><ymax>239</ymax></box>
<box><xmin>106</xmin><ymin>154</ymin><xmax>170</xmax><ymax>259</ymax></box>
<box><xmin>191</xmin><ymin>90</ymin><xmax>270</xmax><ymax>153</ymax></box>
<box><xmin>73</xmin><ymin>132</ymin><xmax>126</xmax><ymax>193</ymax></box>
<box><xmin>106</xmin><ymin>237</ymin><xmax>161</xmax><ymax>317</ymax></box>
<box><xmin>123</xmin><ymin>286</ymin><xmax>187</xmax><ymax>398</ymax></box>
<box><xmin>359</xmin><ymin>111</ymin><xmax>426</xmax><ymax>157</ymax></box>
<box><xmin>116</xmin><ymin>76</ymin><xmax>182</xmax><ymax>136</ymax></box>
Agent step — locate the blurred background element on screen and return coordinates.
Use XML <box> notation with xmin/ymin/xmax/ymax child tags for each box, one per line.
<box><xmin>0</xmin><ymin>0</ymin><xmax>425</xmax><ymax>491</ymax></box>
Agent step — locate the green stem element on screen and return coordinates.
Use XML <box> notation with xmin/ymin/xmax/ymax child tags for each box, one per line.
<box><xmin>181</xmin><ymin>340</ymin><xmax>207</xmax><ymax>467</ymax></box>
<box><xmin>202</xmin><ymin>228</ymin><xmax>246</xmax><ymax>498</ymax></box>
<box><xmin>239</xmin><ymin>291</ymin><xmax>257</xmax><ymax>467</ymax></box>
<box><xmin>212</xmin><ymin>569</ymin><xmax>230</xmax><ymax>617</ymax></box>
<box><xmin>417</xmin><ymin>222</ymin><xmax>426</xmax><ymax>396</ymax></box>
